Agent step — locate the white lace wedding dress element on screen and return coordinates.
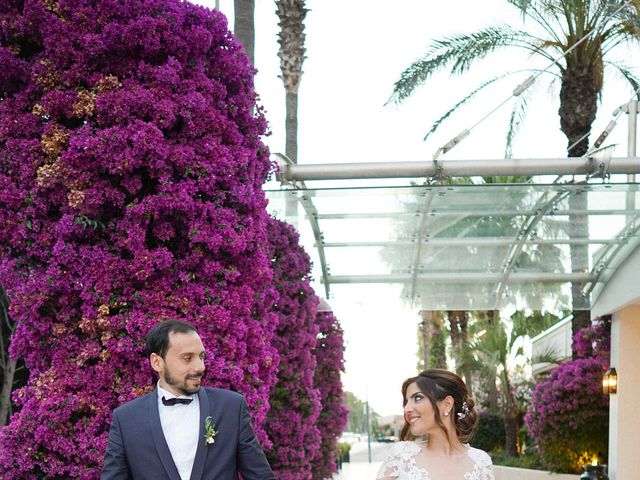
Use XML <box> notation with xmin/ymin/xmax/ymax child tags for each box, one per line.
<box><xmin>376</xmin><ymin>441</ymin><xmax>495</xmax><ymax>480</ymax></box>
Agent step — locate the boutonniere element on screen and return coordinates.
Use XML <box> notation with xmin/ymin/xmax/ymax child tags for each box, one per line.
<box><xmin>204</xmin><ymin>416</ymin><xmax>219</xmax><ymax>445</ymax></box>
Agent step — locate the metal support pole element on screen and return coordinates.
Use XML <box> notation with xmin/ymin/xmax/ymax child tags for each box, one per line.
<box><xmin>627</xmin><ymin>101</ymin><xmax>638</xmax><ymax>222</ymax></box>
<box><xmin>365</xmin><ymin>401</ymin><xmax>372</xmax><ymax>463</ymax></box>
<box><xmin>628</xmin><ymin>100</ymin><xmax>638</xmax><ymax>183</ymax></box>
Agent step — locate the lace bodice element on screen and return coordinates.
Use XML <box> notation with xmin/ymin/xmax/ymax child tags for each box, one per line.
<box><xmin>376</xmin><ymin>441</ymin><xmax>495</xmax><ymax>480</ymax></box>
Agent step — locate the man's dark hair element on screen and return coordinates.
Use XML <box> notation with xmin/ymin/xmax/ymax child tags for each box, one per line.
<box><xmin>145</xmin><ymin>320</ymin><xmax>198</xmax><ymax>358</ymax></box>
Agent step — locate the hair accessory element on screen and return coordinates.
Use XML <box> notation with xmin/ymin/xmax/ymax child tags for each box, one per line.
<box><xmin>456</xmin><ymin>401</ymin><xmax>470</xmax><ymax>419</ymax></box>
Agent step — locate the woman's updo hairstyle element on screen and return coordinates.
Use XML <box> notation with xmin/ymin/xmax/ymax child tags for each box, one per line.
<box><xmin>399</xmin><ymin>369</ymin><xmax>479</xmax><ymax>444</ymax></box>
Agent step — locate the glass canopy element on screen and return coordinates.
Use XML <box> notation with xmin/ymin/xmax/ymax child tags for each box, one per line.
<box><xmin>265</xmin><ymin>182</ymin><xmax>640</xmax><ymax>311</ymax></box>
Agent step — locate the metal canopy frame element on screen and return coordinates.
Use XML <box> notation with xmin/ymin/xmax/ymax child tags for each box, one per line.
<box><xmin>266</xmin><ymin>155</ymin><xmax>640</xmax><ymax>311</ymax></box>
<box><xmin>278</xmin><ymin>156</ymin><xmax>640</xmax><ymax>182</ymax></box>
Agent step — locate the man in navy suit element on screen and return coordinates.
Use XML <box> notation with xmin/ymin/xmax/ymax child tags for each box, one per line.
<box><xmin>101</xmin><ymin>319</ymin><xmax>275</xmax><ymax>480</ymax></box>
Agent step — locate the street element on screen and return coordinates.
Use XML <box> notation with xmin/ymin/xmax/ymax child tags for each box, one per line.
<box><xmin>333</xmin><ymin>441</ymin><xmax>393</xmax><ymax>479</ymax></box>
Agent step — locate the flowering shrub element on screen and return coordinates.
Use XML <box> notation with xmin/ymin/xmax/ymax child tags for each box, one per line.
<box><xmin>525</xmin><ymin>318</ymin><xmax>610</xmax><ymax>473</ymax></box>
<box><xmin>572</xmin><ymin>315</ymin><xmax>610</xmax><ymax>361</ymax></box>
<box><xmin>312</xmin><ymin>310</ymin><xmax>349</xmax><ymax>479</ymax></box>
<box><xmin>264</xmin><ymin>218</ymin><xmax>322</xmax><ymax>479</ymax></box>
<box><xmin>0</xmin><ymin>0</ymin><xmax>279</xmax><ymax>477</ymax></box>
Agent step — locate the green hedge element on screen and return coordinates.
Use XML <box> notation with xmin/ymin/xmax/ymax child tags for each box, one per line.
<box><xmin>471</xmin><ymin>412</ymin><xmax>505</xmax><ymax>453</ymax></box>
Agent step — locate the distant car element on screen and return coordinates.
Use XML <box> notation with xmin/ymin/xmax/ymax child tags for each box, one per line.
<box><xmin>339</xmin><ymin>432</ymin><xmax>362</xmax><ymax>444</ymax></box>
<box><xmin>377</xmin><ymin>436</ymin><xmax>397</xmax><ymax>443</ymax></box>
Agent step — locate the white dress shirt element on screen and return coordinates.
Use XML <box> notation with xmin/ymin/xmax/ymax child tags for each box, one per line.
<box><xmin>157</xmin><ymin>384</ymin><xmax>200</xmax><ymax>480</ymax></box>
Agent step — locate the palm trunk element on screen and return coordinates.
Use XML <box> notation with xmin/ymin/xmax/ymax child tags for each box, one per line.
<box><xmin>276</xmin><ymin>0</ymin><xmax>307</xmax><ymax>165</ymax></box>
<box><xmin>419</xmin><ymin>311</ymin><xmax>431</xmax><ymax>370</ymax></box>
<box><xmin>487</xmin><ymin>380</ymin><xmax>499</xmax><ymax>411</ymax></box>
<box><xmin>559</xmin><ymin>63</ymin><xmax>599</xmax><ymax>348</ymax></box>
<box><xmin>485</xmin><ymin>310</ymin><xmax>497</xmax><ymax>326</ymax></box>
<box><xmin>285</xmin><ymin>90</ymin><xmax>298</xmax><ymax>163</ymax></box>
<box><xmin>429</xmin><ymin>313</ymin><xmax>447</xmax><ymax>369</ymax></box>
<box><xmin>504</xmin><ymin>414</ymin><xmax>520</xmax><ymax>457</ymax></box>
<box><xmin>234</xmin><ymin>0</ymin><xmax>255</xmax><ymax>65</ymax></box>
<box><xmin>284</xmin><ymin>90</ymin><xmax>299</xmax><ymax>223</ymax></box>
<box><xmin>501</xmin><ymin>370</ymin><xmax>520</xmax><ymax>457</ymax></box>
<box><xmin>449</xmin><ymin>311</ymin><xmax>472</xmax><ymax>391</ymax></box>
<box><xmin>447</xmin><ymin>310</ymin><xmax>462</xmax><ymax>351</ymax></box>
<box><xmin>0</xmin><ymin>286</ymin><xmax>15</xmax><ymax>427</ymax></box>
<box><xmin>0</xmin><ymin>357</ymin><xmax>16</xmax><ymax>428</ymax></box>
<box><xmin>458</xmin><ymin>312</ymin><xmax>472</xmax><ymax>394</ymax></box>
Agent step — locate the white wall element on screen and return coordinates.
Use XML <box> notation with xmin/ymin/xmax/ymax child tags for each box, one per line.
<box><xmin>607</xmin><ymin>306</ymin><xmax>640</xmax><ymax>480</ymax></box>
<box><xmin>591</xmin><ymin>243</ymin><xmax>640</xmax><ymax>319</ymax></box>
<box><xmin>494</xmin><ymin>466</ymin><xmax>575</xmax><ymax>480</ymax></box>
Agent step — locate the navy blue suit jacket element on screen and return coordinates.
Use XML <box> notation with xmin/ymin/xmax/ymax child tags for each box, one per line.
<box><xmin>101</xmin><ymin>387</ymin><xmax>275</xmax><ymax>480</ymax></box>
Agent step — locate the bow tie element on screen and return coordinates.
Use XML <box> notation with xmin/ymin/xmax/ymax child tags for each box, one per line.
<box><xmin>162</xmin><ymin>396</ymin><xmax>193</xmax><ymax>406</ymax></box>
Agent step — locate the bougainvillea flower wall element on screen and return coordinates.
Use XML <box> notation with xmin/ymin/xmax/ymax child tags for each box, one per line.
<box><xmin>312</xmin><ymin>310</ymin><xmax>349</xmax><ymax>479</ymax></box>
<box><xmin>0</xmin><ymin>0</ymin><xmax>330</xmax><ymax>476</ymax></box>
<box><xmin>264</xmin><ymin>218</ymin><xmax>322</xmax><ymax>479</ymax></box>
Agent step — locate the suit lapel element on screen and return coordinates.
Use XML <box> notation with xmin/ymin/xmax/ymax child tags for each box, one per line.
<box><xmin>149</xmin><ymin>390</ymin><xmax>182</xmax><ymax>480</ymax></box>
<box><xmin>189</xmin><ymin>389</ymin><xmax>210</xmax><ymax>480</ymax></box>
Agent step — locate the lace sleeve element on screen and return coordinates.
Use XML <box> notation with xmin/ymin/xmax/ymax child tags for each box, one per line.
<box><xmin>376</xmin><ymin>441</ymin><xmax>421</xmax><ymax>480</ymax></box>
<box><xmin>468</xmin><ymin>447</ymin><xmax>495</xmax><ymax>480</ymax></box>
<box><xmin>476</xmin><ymin>462</ymin><xmax>495</xmax><ymax>480</ymax></box>
<box><xmin>376</xmin><ymin>443</ymin><xmax>403</xmax><ymax>480</ymax></box>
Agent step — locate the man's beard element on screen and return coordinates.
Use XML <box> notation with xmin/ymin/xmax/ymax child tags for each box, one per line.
<box><xmin>163</xmin><ymin>368</ymin><xmax>202</xmax><ymax>395</ymax></box>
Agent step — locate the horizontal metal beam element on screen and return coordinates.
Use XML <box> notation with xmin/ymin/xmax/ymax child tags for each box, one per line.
<box><xmin>324</xmin><ymin>272</ymin><xmax>594</xmax><ymax>284</ymax></box>
<box><xmin>322</xmin><ymin>238</ymin><xmax>620</xmax><ymax>247</ymax></box>
<box><xmin>282</xmin><ymin>157</ymin><xmax>640</xmax><ymax>181</ymax></box>
<box><xmin>315</xmin><ymin>209</ymin><xmax>640</xmax><ymax>220</ymax></box>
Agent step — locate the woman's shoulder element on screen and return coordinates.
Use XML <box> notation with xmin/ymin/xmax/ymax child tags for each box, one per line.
<box><xmin>467</xmin><ymin>446</ymin><xmax>493</xmax><ymax>465</ymax></box>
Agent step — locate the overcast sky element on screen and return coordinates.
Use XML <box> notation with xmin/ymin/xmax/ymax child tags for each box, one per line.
<box><xmin>194</xmin><ymin>0</ymin><xmax>639</xmax><ymax>417</ymax></box>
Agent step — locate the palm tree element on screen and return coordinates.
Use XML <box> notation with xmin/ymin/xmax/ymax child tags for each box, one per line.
<box><xmin>460</xmin><ymin>310</ymin><xmax>562</xmax><ymax>457</ymax></box>
<box><xmin>234</xmin><ymin>0</ymin><xmax>255</xmax><ymax>65</ymax></box>
<box><xmin>275</xmin><ymin>0</ymin><xmax>308</xmax><ymax>163</ymax></box>
<box><xmin>418</xmin><ymin>310</ymin><xmax>447</xmax><ymax>370</ymax></box>
<box><xmin>389</xmin><ymin>0</ymin><xmax>640</xmax><ymax>339</ymax></box>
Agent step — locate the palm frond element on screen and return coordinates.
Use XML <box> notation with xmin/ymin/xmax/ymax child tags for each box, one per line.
<box><xmin>510</xmin><ymin>0</ymin><xmax>569</xmax><ymax>44</ymax></box>
<box><xmin>505</xmin><ymin>84</ymin><xmax>535</xmax><ymax>158</ymax></box>
<box><xmin>507</xmin><ymin>0</ymin><xmax>533</xmax><ymax>16</ymax></box>
<box><xmin>531</xmin><ymin>347</ymin><xmax>563</xmax><ymax>366</ymax></box>
<box><xmin>386</xmin><ymin>53</ymin><xmax>455</xmax><ymax>106</ymax></box>
<box><xmin>608</xmin><ymin>0</ymin><xmax>639</xmax><ymax>25</ymax></box>
<box><xmin>423</xmin><ymin>73</ymin><xmax>513</xmax><ymax>142</ymax></box>
<box><xmin>387</xmin><ymin>26</ymin><xmax>532</xmax><ymax>104</ymax></box>
<box><xmin>608</xmin><ymin>62</ymin><xmax>640</xmax><ymax>99</ymax></box>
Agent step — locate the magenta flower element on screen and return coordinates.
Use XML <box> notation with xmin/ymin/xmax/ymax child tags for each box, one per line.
<box><xmin>0</xmin><ymin>0</ymin><xmax>278</xmax><ymax>476</ymax></box>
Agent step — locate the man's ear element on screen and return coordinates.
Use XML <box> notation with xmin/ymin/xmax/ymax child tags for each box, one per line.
<box><xmin>150</xmin><ymin>352</ymin><xmax>162</xmax><ymax>374</ymax></box>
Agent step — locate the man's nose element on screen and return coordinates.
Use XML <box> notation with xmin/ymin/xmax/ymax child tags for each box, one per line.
<box><xmin>195</xmin><ymin>357</ymin><xmax>205</xmax><ymax>372</ymax></box>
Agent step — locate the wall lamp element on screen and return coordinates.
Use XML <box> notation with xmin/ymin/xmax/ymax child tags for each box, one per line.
<box><xmin>602</xmin><ymin>368</ymin><xmax>618</xmax><ymax>395</ymax></box>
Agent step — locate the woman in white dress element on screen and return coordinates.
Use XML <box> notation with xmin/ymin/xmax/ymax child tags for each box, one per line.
<box><xmin>377</xmin><ymin>369</ymin><xmax>495</xmax><ymax>480</ymax></box>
